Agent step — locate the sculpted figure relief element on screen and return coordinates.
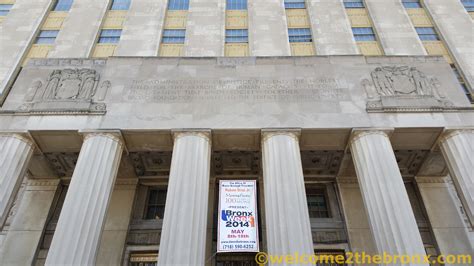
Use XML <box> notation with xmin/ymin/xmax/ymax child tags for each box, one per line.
<box><xmin>17</xmin><ymin>68</ymin><xmax>108</xmax><ymax>114</ymax></box>
<box><xmin>370</xmin><ymin>66</ymin><xmax>443</xmax><ymax>97</ymax></box>
<box><xmin>42</xmin><ymin>68</ymin><xmax>100</xmax><ymax>101</ymax></box>
<box><xmin>365</xmin><ymin>65</ymin><xmax>455</xmax><ymax>112</ymax></box>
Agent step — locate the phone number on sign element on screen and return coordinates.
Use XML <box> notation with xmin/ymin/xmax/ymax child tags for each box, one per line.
<box><xmin>221</xmin><ymin>244</ymin><xmax>256</xmax><ymax>250</ymax></box>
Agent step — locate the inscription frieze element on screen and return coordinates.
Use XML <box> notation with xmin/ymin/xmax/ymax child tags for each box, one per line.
<box><xmin>126</xmin><ymin>78</ymin><xmax>349</xmax><ymax>103</ymax></box>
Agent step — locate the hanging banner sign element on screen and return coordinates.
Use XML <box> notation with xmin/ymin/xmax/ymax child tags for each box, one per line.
<box><xmin>217</xmin><ymin>180</ymin><xmax>259</xmax><ymax>253</ymax></box>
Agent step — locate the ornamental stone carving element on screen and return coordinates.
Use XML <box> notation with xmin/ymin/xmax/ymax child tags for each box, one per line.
<box><xmin>363</xmin><ymin>66</ymin><xmax>458</xmax><ymax>112</ymax></box>
<box><xmin>17</xmin><ymin>68</ymin><xmax>108</xmax><ymax>114</ymax></box>
<box><xmin>42</xmin><ymin>69</ymin><xmax>99</xmax><ymax>100</ymax></box>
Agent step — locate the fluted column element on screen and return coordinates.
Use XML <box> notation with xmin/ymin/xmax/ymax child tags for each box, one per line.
<box><xmin>0</xmin><ymin>133</ymin><xmax>34</xmax><ymax>227</ymax></box>
<box><xmin>157</xmin><ymin>130</ymin><xmax>211</xmax><ymax>266</ymax></box>
<box><xmin>350</xmin><ymin>130</ymin><xmax>427</xmax><ymax>265</ymax></box>
<box><xmin>261</xmin><ymin>130</ymin><xmax>313</xmax><ymax>262</ymax></box>
<box><xmin>438</xmin><ymin>129</ymin><xmax>474</xmax><ymax>226</ymax></box>
<box><xmin>45</xmin><ymin>133</ymin><xmax>123</xmax><ymax>265</ymax></box>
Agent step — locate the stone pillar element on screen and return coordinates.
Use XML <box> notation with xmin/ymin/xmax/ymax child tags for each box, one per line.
<box><xmin>157</xmin><ymin>131</ymin><xmax>211</xmax><ymax>266</ymax></box>
<box><xmin>0</xmin><ymin>179</ymin><xmax>59</xmax><ymax>265</ymax></box>
<box><xmin>0</xmin><ymin>0</ymin><xmax>51</xmax><ymax>102</ymax></box>
<box><xmin>350</xmin><ymin>130</ymin><xmax>427</xmax><ymax>264</ymax></box>
<box><xmin>365</xmin><ymin>0</ymin><xmax>426</xmax><ymax>55</ymax></box>
<box><xmin>115</xmin><ymin>0</ymin><xmax>167</xmax><ymax>56</ymax></box>
<box><xmin>438</xmin><ymin>129</ymin><xmax>474</xmax><ymax>226</ymax></box>
<box><xmin>0</xmin><ymin>133</ymin><xmax>34</xmax><ymax>227</ymax></box>
<box><xmin>415</xmin><ymin>176</ymin><xmax>474</xmax><ymax>263</ymax></box>
<box><xmin>261</xmin><ymin>130</ymin><xmax>313</xmax><ymax>261</ymax></box>
<box><xmin>184</xmin><ymin>0</ymin><xmax>225</xmax><ymax>56</ymax></box>
<box><xmin>96</xmin><ymin>179</ymin><xmax>137</xmax><ymax>265</ymax></box>
<box><xmin>248</xmin><ymin>0</ymin><xmax>291</xmax><ymax>56</ymax></box>
<box><xmin>424</xmin><ymin>0</ymin><xmax>474</xmax><ymax>88</ymax></box>
<box><xmin>45</xmin><ymin>133</ymin><xmax>123</xmax><ymax>265</ymax></box>
<box><xmin>48</xmin><ymin>0</ymin><xmax>109</xmax><ymax>58</ymax></box>
<box><xmin>307</xmin><ymin>0</ymin><xmax>359</xmax><ymax>55</ymax></box>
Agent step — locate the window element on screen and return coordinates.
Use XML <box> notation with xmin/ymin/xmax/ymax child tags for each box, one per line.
<box><xmin>53</xmin><ymin>0</ymin><xmax>73</xmax><ymax>11</ymax></box>
<box><xmin>415</xmin><ymin>27</ymin><xmax>439</xmax><ymax>41</ymax></box>
<box><xmin>288</xmin><ymin>28</ymin><xmax>312</xmax><ymax>42</ymax></box>
<box><xmin>306</xmin><ymin>188</ymin><xmax>330</xmax><ymax>218</ymax></box>
<box><xmin>402</xmin><ymin>0</ymin><xmax>422</xmax><ymax>8</ymax></box>
<box><xmin>343</xmin><ymin>0</ymin><xmax>364</xmax><ymax>8</ymax></box>
<box><xmin>111</xmin><ymin>0</ymin><xmax>131</xmax><ymax>10</ymax></box>
<box><xmin>35</xmin><ymin>30</ymin><xmax>59</xmax><ymax>44</ymax></box>
<box><xmin>144</xmin><ymin>188</ymin><xmax>167</xmax><ymax>220</ymax></box>
<box><xmin>461</xmin><ymin>0</ymin><xmax>474</xmax><ymax>12</ymax></box>
<box><xmin>226</xmin><ymin>0</ymin><xmax>247</xmax><ymax>10</ymax></box>
<box><xmin>352</xmin><ymin>27</ymin><xmax>376</xmax><ymax>41</ymax></box>
<box><xmin>451</xmin><ymin>64</ymin><xmax>473</xmax><ymax>102</ymax></box>
<box><xmin>162</xmin><ymin>29</ymin><xmax>186</xmax><ymax>44</ymax></box>
<box><xmin>285</xmin><ymin>0</ymin><xmax>306</xmax><ymax>9</ymax></box>
<box><xmin>168</xmin><ymin>0</ymin><xmax>189</xmax><ymax>10</ymax></box>
<box><xmin>0</xmin><ymin>4</ymin><xmax>13</xmax><ymax>16</ymax></box>
<box><xmin>225</xmin><ymin>29</ymin><xmax>248</xmax><ymax>43</ymax></box>
<box><xmin>98</xmin><ymin>29</ymin><xmax>122</xmax><ymax>43</ymax></box>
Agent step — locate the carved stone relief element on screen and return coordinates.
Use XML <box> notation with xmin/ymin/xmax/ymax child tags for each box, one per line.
<box><xmin>212</xmin><ymin>151</ymin><xmax>260</xmax><ymax>176</ymax></box>
<box><xmin>363</xmin><ymin>66</ymin><xmax>461</xmax><ymax>112</ymax></box>
<box><xmin>394</xmin><ymin>150</ymin><xmax>429</xmax><ymax>177</ymax></box>
<box><xmin>44</xmin><ymin>152</ymin><xmax>79</xmax><ymax>177</ymax></box>
<box><xmin>301</xmin><ymin>150</ymin><xmax>344</xmax><ymax>177</ymax></box>
<box><xmin>16</xmin><ymin>68</ymin><xmax>109</xmax><ymax>114</ymax></box>
<box><xmin>130</xmin><ymin>152</ymin><xmax>172</xmax><ymax>177</ymax></box>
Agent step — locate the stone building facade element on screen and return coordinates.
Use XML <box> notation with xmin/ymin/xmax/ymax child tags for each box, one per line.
<box><xmin>0</xmin><ymin>0</ymin><xmax>473</xmax><ymax>265</ymax></box>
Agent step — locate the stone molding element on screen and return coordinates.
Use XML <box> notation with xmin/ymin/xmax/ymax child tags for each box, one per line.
<box><xmin>336</xmin><ymin>177</ymin><xmax>359</xmax><ymax>184</ymax></box>
<box><xmin>172</xmin><ymin>129</ymin><xmax>211</xmax><ymax>144</ymax></box>
<box><xmin>114</xmin><ymin>179</ymin><xmax>139</xmax><ymax>190</ymax></box>
<box><xmin>83</xmin><ymin>131</ymin><xmax>124</xmax><ymax>147</ymax></box>
<box><xmin>438</xmin><ymin>128</ymin><xmax>474</xmax><ymax>145</ymax></box>
<box><xmin>26</xmin><ymin>179</ymin><xmax>60</xmax><ymax>187</ymax></box>
<box><xmin>415</xmin><ymin>176</ymin><xmax>449</xmax><ymax>184</ymax></box>
<box><xmin>0</xmin><ymin>132</ymin><xmax>34</xmax><ymax>148</ymax></box>
<box><xmin>261</xmin><ymin>128</ymin><xmax>301</xmax><ymax>143</ymax></box>
<box><xmin>349</xmin><ymin>128</ymin><xmax>394</xmax><ymax>146</ymax></box>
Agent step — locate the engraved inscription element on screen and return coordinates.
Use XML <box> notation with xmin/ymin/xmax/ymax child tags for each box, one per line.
<box><xmin>126</xmin><ymin>78</ymin><xmax>348</xmax><ymax>103</ymax></box>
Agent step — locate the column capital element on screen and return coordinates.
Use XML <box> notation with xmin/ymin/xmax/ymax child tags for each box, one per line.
<box><xmin>349</xmin><ymin>128</ymin><xmax>394</xmax><ymax>146</ymax></box>
<box><xmin>172</xmin><ymin>129</ymin><xmax>211</xmax><ymax>143</ymax></box>
<box><xmin>261</xmin><ymin>128</ymin><xmax>301</xmax><ymax>143</ymax></box>
<box><xmin>80</xmin><ymin>130</ymin><xmax>124</xmax><ymax>147</ymax></box>
<box><xmin>0</xmin><ymin>132</ymin><xmax>35</xmax><ymax>148</ymax></box>
<box><xmin>438</xmin><ymin>127</ymin><xmax>474</xmax><ymax>145</ymax></box>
